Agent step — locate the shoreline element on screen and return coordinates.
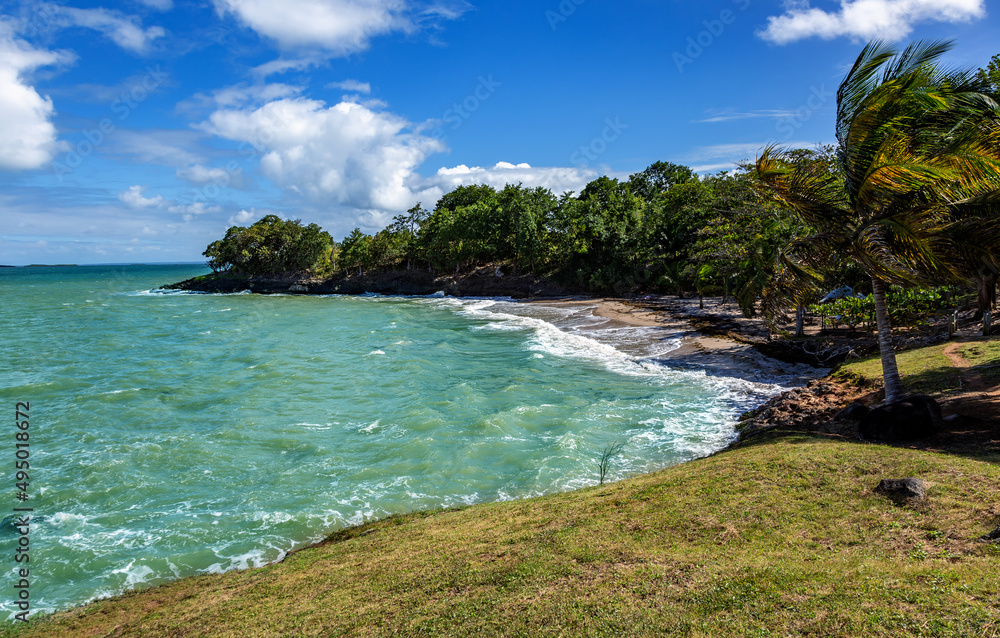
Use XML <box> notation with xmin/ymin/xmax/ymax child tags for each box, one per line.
<box><xmin>519</xmin><ymin>296</ymin><xmax>828</xmax><ymax>389</ymax></box>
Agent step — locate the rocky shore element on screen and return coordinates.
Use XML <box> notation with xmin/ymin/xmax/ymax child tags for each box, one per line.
<box><xmin>165</xmin><ymin>268</ymin><xmax>859</xmax><ymax>367</ymax></box>
<box><xmin>165</xmin><ymin>266</ymin><xmax>569</xmax><ymax>298</ymax></box>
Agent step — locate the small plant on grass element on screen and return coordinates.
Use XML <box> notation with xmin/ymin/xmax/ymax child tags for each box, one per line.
<box><xmin>597</xmin><ymin>440</ymin><xmax>626</xmax><ymax>485</ymax></box>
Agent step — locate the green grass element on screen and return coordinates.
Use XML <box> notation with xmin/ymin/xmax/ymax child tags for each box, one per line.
<box><xmin>958</xmin><ymin>339</ymin><xmax>1000</xmax><ymax>381</ymax></box>
<box><xmin>833</xmin><ymin>343</ymin><xmax>964</xmax><ymax>395</ymax></box>
<box><xmin>10</xmin><ymin>436</ymin><xmax>1000</xmax><ymax>637</ymax></box>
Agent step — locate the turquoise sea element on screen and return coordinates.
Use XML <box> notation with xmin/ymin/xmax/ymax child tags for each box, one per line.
<box><xmin>0</xmin><ymin>264</ymin><xmax>809</xmax><ymax>618</ymax></box>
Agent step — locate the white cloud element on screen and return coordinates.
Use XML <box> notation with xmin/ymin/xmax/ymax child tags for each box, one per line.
<box><xmin>686</xmin><ymin>140</ymin><xmax>835</xmax><ymax>173</ymax></box>
<box><xmin>168</xmin><ymin>202</ymin><xmax>221</xmax><ymax>215</ymax></box>
<box><xmin>687</xmin><ymin>142</ymin><xmax>770</xmax><ymax>163</ymax></box>
<box><xmin>0</xmin><ymin>20</ymin><xmax>65</xmax><ymax>170</ymax></box>
<box><xmin>697</xmin><ymin>109</ymin><xmax>799</xmax><ymax>123</ymax></box>
<box><xmin>176</xmin><ymin>164</ymin><xmax>243</xmax><ymax>188</ymax></box>
<box><xmin>423</xmin><ymin>162</ymin><xmax>598</xmax><ymax>198</ymax></box>
<box><xmin>327</xmin><ymin>79</ymin><xmax>372</xmax><ymax>94</ymax></box>
<box><xmin>689</xmin><ymin>162</ymin><xmax>742</xmax><ymax>174</ymax></box>
<box><xmin>168</xmin><ymin>201</ymin><xmax>222</xmax><ymax>222</ymax></box>
<box><xmin>177</xmin><ymin>83</ymin><xmax>303</xmax><ymax>116</ymax></box>
<box><xmin>199</xmin><ymin>94</ymin><xmax>604</xmax><ymax>223</ymax></box>
<box><xmin>251</xmin><ymin>57</ymin><xmax>324</xmax><ymax>79</ymax></box>
<box><xmin>228</xmin><ymin>209</ymin><xmax>257</xmax><ymax>226</ymax></box>
<box><xmin>119</xmin><ymin>185</ymin><xmax>165</xmax><ymax>208</ymax></box>
<box><xmin>214</xmin><ymin>0</ymin><xmax>408</xmax><ymax>52</ymax></box>
<box><xmin>108</xmin><ymin>129</ymin><xmax>206</xmax><ymax>167</ymax></box>
<box><xmin>202</xmin><ymin>97</ymin><xmax>445</xmax><ymax>210</ymax></box>
<box><xmin>214</xmin><ymin>83</ymin><xmax>303</xmax><ymax>108</ymax></box>
<box><xmin>120</xmin><ymin>185</ymin><xmax>225</xmax><ymax>221</ymax></box>
<box><xmin>52</xmin><ymin>5</ymin><xmax>166</xmax><ymax>54</ymax></box>
<box><xmin>227</xmin><ymin>208</ymin><xmax>277</xmax><ymax>227</ymax></box>
<box><xmin>214</xmin><ymin>0</ymin><xmax>468</xmax><ymax>54</ymax></box>
<box><xmin>759</xmin><ymin>0</ymin><xmax>986</xmax><ymax>44</ymax></box>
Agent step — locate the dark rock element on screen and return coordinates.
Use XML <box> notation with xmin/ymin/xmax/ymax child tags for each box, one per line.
<box><xmin>981</xmin><ymin>526</ymin><xmax>1000</xmax><ymax>542</ymax></box>
<box><xmin>835</xmin><ymin>402</ymin><xmax>870</xmax><ymax>422</ymax></box>
<box><xmin>166</xmin><ymin>267</ymin><xmax>570</xmax><ymax>299</ymax></box>
<box><xmin>874</xmin><ymin>478</ymin><xmax>928</xmax><ymax>501</ymax></box>
<box><xmin>858</xmin><ymin>395</ymin><xmax>942</xmax><ymax>442</ymax></box>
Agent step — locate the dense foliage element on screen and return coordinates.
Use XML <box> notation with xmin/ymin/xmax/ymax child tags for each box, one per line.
<box><xmin>809</xmin><ymin>286</ymin><xmax>964</xmax><ymax>331</ymax></box>
<box><xmin>754</xmin><ymin>40</ymin><xmax>1000</xmax><ymax>402</ymax></box>
<box><xmin>205</xmin><ymin>215</ymin><xmax>333</xmax><ymax>277</ymax></box>
<box><xmin>323</xmin><ymin>161</ymin><xmax>804</xmax><ymax>302</ymax></box>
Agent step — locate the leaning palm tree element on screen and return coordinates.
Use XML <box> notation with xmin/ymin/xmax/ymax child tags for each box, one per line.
<box><xmin>755</xmin><ymin>40</ymin><xmax>1000</xmax><ymax>404</ymax></box>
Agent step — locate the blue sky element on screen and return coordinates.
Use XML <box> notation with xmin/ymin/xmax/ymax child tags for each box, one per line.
<box><xmin>1</xmin><ymin>0</ymin><xmax>997</xmax><ymax>265</ymax></box>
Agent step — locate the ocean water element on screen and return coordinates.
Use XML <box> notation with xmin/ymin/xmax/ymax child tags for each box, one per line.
<box><xmin>0</xmin><ymin>264</ymin><xmax>802</xmax><ymax>618</ymax></box>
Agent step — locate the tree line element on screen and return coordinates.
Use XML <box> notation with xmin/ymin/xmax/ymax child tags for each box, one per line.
<box><xmin>203</xmin><ymin>43</ymin><xmax>1000</xmax><ymax>404</ymax></box>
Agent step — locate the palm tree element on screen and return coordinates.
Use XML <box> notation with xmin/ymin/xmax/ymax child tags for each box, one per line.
<box><xmin>755</xmin><ymin>40</ymin><xmax>1000</xmax><ymax>404</ymax></box>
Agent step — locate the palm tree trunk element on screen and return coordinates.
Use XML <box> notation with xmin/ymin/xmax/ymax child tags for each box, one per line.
<box><xmin>795</xmin><ymin>305</ymin><xmax>805</xmax><ymax>337</ymax></box>
<box><xmin>975</xmin><ymin>270</ymin><xmax>997</xmax><ymax>318</ymax></box>
<box><xmin>872</xmin><ymin>278</ymin><xmax>905</xmax><ymax>403</ymax></box>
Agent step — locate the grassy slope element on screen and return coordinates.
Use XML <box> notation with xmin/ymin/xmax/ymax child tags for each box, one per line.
<box><xmin>11</xmin><ymin>435</ymin><xmax>1000</xmax><ymax>637</ymax></box>
<box><xmin>832</xmin><ymin>343</ymin><xmax>963</xmax><ymax>394</ymax></box>
<box><xmin>959</xmin><ymin>340</ymin><xmax>1000</xmax><ymax>381</ymax></box>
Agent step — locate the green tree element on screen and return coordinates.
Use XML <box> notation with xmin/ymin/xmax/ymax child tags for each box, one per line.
<box><xmin>755</xmin><ymin>40</ymin><xmax>1000</xmax><ymax>403</ymax></box>
<box><xmin>495</xmin><ymin>184</ymin><xmax>557</xmax><ymax>272</ymax></box>
<box><xmin>971</xmin><ymin>53</ymin><xmax>1000</xmax><ymax>320</ymax></box>
<box><xmin>204</xmin><ymin>215</ymin><xmax>333</xmax><ymax>277</ymax></box>
<box><xmin>976</xmin><ymin>53</ymin><xmax>1000</xmax><ymax>92</ymax></box>
<box><xmin>338</xmin><ymin>228</ymin><xmax>373</xmax><ymax>276</ymax></box>
<box><xmin>691</xmin><ymin>170</ymin><xmax>803</xmax><ymax>320</ymax></box>
<box><xmin>627</xmin><ymin>161</ymin><xmax>696</xmax><ymax>203</ymax></box>
<box><xmin>555</xmin><ymin>177</ymin><xmax>647</xmax><ymax>292</ymax></box>
<box><xmin>390</xmin><ymin>203</ymin><xmax>430</xmax><ymax>270</ymax></box>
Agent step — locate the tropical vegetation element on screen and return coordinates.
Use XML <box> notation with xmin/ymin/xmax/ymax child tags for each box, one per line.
<box><xmin>198</xmin><ymin>43</ymin><xmax>1000</xmax><ymax>409</ymax></box>
<box><xmin>204</xmin><ymin>215</ymin><xmax>333</xmax><ymax>277</ymax></box>
<box><xmin>754</xmin><ymin>40</ymin><xmax>1000</xmax><ymax>403</ymax></box>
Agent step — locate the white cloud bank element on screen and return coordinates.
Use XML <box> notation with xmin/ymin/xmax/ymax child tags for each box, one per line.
<box><xmin>759</xmin><ymin>0</ymin><xmax>986</xmax><ymax>44</ymax></box>
<box><xmin>201</xmin><ymin>94</ymin><xmax>602</xmax><ymax>214</ymax></box>
<box><xmin>0</xmin><ymin>21</ymin><xmax>65</xmax><ymax>170</ymax></box>
<box><xmin>203</xmin><ymin>97</ymin><xmax>445</xmax><ymax>210</ymax></box>
<box><xmin>424</xmin><ymin>162</ymin><xmax>597</xmax><ymax>197</ymax></box>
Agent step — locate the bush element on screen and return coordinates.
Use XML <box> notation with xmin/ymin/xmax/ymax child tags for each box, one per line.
<box><xmin>809</xmin><ymin>285</ymin><xmax>963</xmax><ymax>330</ymax></box>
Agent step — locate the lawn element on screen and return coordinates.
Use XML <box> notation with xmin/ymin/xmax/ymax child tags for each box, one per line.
<box><xmin>959</xmin><ymin>339</ymin><xmax>1000</xmax><ymax>381</ymax></box>
<box><xmin>9</xmin><ymin>436</ymin><xmax>1000</xmax><ymax>637</ymax></box>
<box><xmin>833</xmin><ymin>342</ymin><xmax>964</xmax><ymax>395</ymax></box>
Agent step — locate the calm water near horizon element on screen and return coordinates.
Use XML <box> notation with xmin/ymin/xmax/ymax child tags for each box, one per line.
<box><xmin>0</xmin><ymin>264</ymin><xmax>809</xmax><ymax>618</ymax></box>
